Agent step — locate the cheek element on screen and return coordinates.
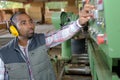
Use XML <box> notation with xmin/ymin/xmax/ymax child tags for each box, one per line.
<box><xmin>18</xmin><ymin>27</ymin><xmax>27</xmax><ymax>35</ymax></box>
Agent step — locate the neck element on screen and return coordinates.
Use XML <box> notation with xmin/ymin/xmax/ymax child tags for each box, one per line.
<box><xmin>18</xmin><ymin>37</ymin><xmax>28</xmax><ymax>47</ymax></box>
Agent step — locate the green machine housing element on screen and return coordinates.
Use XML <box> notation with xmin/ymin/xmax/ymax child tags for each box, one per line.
<box><xmin>88</xmin><ymin>0</ymin><xmax>120</xmax><ymax>80</ymax></box>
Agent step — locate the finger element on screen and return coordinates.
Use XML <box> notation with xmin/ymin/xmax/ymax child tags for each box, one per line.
<box><xmin>84</xmin><ymin>4</ymin><xmax>95</xmax><ymax>10</ymax></box>
<box><xmin>85</xmin><ymin>0</ymin><xmax>90</xmax><ymax>4</ymax></box>
<box><xmin>84</xmin><ymin>7</ymin><xmax>93</xmax><ymax>12</ymax></box>
<box><xmin>80</xmin><ymin>9</ymin><xmax>90</xmax><ymax>15</ymax></box>
<box><xmin>81</xmin><ymin>16</ymin><xmax>90</xmax><ymax>21</ymax></box>
<box><xmin>81</xmin><ymin>14</ymin><xmax>92</xmax><ymax>18</ymax></box>
<box><xmin>80</xmin><ymin>11</ymin><xmax>93</xmax><ymax>18</ymax></box>
<box><xmin>79</xmin><ymin>17</ymin><xmax>90</xmax><ymax>25</ymax></box>
<box><xmin>81</xmin><ymin>5</ymin><xmax>95</xmax><ymax>14</ymax></box>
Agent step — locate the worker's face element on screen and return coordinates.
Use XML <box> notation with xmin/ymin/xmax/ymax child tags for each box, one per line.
<box><xmin>15</xmin><ymin>14</ymin><xmax>35</xmax><ymax>39</ymax></box>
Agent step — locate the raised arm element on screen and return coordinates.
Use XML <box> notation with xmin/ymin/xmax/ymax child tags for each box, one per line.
<box><xmin>45</xmin><ymin>20</ymin><xmax>82</xmax><ymax>48</ymax></box>
<box><xmin>45</xmin><ymin>3</ymin><xmax>95</xmax><ymax>48</ymax></box>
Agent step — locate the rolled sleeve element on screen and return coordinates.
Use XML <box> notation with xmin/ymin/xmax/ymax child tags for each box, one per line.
<box><xmin>76</xmin><ymin>19</ymin><xmax>83</xmax><ymax>28</ymax></box>
<box><xmin>45</xmin><ymin>21</ymin><xmax>82</xmax><ymax>48</ymax></box>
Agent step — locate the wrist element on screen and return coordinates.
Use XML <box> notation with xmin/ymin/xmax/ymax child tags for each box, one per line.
<box><xmin>76</xmin><ymin>19</ymin><xmax>83</xmax><ymax>28</ymax></box>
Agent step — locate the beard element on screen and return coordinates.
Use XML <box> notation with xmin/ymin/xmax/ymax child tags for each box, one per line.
<box><xmin>28</xmin><ymin>32</ymin><xmax>34</xmax><ymax>39</ymax></box>
<box><xmin>19</xmin><ymin>32</ymin><xmax>34</xmax><ymax>40</ymax></box>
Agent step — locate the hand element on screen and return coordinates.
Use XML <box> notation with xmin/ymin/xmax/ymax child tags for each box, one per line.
<box><xmin>79</xmin><ymin>4</ymin><xmax>95</xmax><ymax>26</ymax></box>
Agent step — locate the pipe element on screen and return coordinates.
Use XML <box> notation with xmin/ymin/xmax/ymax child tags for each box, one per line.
<box><xmin>72</xmin><ymin>53</ymin><xmax>88</xmax><ymax>57</ymax></box>
<box><xmin>61</xmin><ymin>40</ymin><xmax>72</xmax><ymax>60</ymax></box>
<box><xmin>71</xmin><ymin>59</ymin><xmax>89</xmax><ymax>64</ymax></box>
<box><xmin>77</xmin><ymin>56</ymin><xmax>89</xmax><ymax>60</ymax></box>
<box><xmin>65</xmin><ymin>66</ymin><xmax>91</xmax><ymax>75</ymax></box>
<box><xmin>77</xmin><ymin>60</ymin><xmax>89</xmax><ymax>64</ymax></box>
<box><xmin>58</xmin><ymin>67</ymin><xmax>65</xmax><ymax>80</ymax></box>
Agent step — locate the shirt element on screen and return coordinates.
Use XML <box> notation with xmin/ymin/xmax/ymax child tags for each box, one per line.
<box><xmin>19</xmin><ymin>41</ymin><xmax>34</xmax><ymax>80</ymax></box>
<box><xmin>0</xmin><ymin>20</ymin><xmax>82</xmax><ymax>80</ymax></box>
<box><xmin>0</xmin><ymin>58</ymin><xmax>4</xmax><ymax>80</ymax></box>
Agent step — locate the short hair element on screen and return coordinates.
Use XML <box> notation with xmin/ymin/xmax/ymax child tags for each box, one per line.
<box><xmin>10</xmin><ymin>12</ymin><xmax>27</xmax><ymax>24</ymax></box>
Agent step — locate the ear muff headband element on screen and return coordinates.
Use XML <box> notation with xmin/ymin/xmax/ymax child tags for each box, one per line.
<box><xmin>9</xmin><ymin>12</ymin><xmax>26</xmax><ymax>37</ymax></box>
<box><xmin>9</xmin><ymin>13</ymin><xmax>19</xmax><ymax>37</ymax></box>
<box><xmin>9</xmin><ymin>25</ymin><xmax>19</xmax><ymax>37</ymax></box>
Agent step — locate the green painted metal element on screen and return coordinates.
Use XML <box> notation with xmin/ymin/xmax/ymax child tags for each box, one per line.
<box><xmin>60</xmin><ymin>12</ymin><xmax>68</xmax><ymax>26</ymax></box>
<box><xmin>112</xmin><ymin>74</ymin><xmax>119</xmax><ymax>80</ymax></box>
<box><xmin>51</xmin><ymin>12</ymin><xmax>61</xmax><ymax>30</ymax></box>
<box><xmin>104</xmin><ymin>0</ymin><xmax>120</xmax><ymax>58</ymax></box>
<box><xmin>61</xmin><ymin>40</ymin><xmax>72</xmax><ymax>60</ymax></box>
<box><xmin>52</xmin><ymin>12</ymin><xmax>78</xmax><ymax>30</ymax></box>
<box><xmin>88</xmin><ymin>40</ymin><xmax>112</xmax><ymax>80</ymax></box>
<box><xmin>88</xmin><ymin>0</ymin><xmax>120</xmax><ymax>80</ymax></box>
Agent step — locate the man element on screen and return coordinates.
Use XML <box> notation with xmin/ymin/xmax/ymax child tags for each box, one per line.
<box><xmin>0</xmin><ymin>4</ymin><xmax>94</xmax><ymax>80</ymax></box>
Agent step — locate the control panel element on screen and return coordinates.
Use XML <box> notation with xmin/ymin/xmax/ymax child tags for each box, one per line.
<box><xmin>89</xmin><ymin>0</ymin><xmax>120</xmax><ymax>58</ymax></box>
<box><xmin>88</xmin><ymin>0</ymin><xmax>120</xmax><ymax>80</ymax></box>
<box><xmin>89</xmin><ymin>0</ymin><xmax>105</xmax><ymax>44</ymax></box>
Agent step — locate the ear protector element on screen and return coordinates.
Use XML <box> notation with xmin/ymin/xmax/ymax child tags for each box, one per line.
<box><xmin>9</xmin><ymin>25</ymin><xmax>19</xmax><ymax>37</ymax></box>
<box><xmin>9</xmin><ymin>14</ymin><xmax>19</xmax><ymax>37</ymax></box>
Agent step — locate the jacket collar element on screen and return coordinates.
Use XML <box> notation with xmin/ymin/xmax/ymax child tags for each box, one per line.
<box><xmin>13</xmin><ymin>37</ymin><xmax>20</xmax><ymax>51</ymax></box>
<box><xmin>9</xmin><ymin>34</ymin><xmax>37</xmax><ymax>51</ymax></box>
<box><xmin>11</xmin><ymin>37</ymin><xmax>32</xmax><ymax>51</ymax></box>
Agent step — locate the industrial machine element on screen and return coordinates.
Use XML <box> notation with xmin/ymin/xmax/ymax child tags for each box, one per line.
<box><xmin>52</xmin><ymin>11</ymin><xmax>91</xmax><ymax>80</ymax></box>
<box><xmin>52</xmin><ymin>0</ymin><xmax>120</xmax><ymax>80</ymax></box>
<box><xmin>1</xmin><ymin>0</ymin><xmax>119</xmax><ymax>80</ymax></box>
<box><xmin>88</xmin><ymin>0</ymin><xmax>120</xmax><ymax>80</ymax></box>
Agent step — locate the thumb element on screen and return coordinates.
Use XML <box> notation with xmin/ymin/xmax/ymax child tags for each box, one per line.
<box><xmin>85</xmin><ymin>0</ymin><xmax>90</xmax><ymax>4</ymax></box>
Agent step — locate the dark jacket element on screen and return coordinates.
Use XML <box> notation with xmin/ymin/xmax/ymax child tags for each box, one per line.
<box><xmin>0</xmin><ymin>33</ymin><xmax>56</xmax><ymax>80</ymax></box>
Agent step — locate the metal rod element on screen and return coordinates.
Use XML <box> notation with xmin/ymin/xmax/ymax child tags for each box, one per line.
<box><xmin>77</xmin><ymin>56</ymin><xmax>89</xmax><ymax>60</ymax></box>
<box><xmin>65</xmin><ymin>66</ymin><xmax>91</xmax><ymax>75</ymax></box>
<box><xmin>72</xmin><ymin>53</ymin><xmax>88</xmax><ymax>57</ymax></box>
<box><xmin>58</xmin><ymin>67</ymin><xmax>65</xmax><ymax>80</ymax></box>
<box><xmin>71</xmin><ymin>60</ymin><xmax>89</xmax><ymax>64</ymax></box>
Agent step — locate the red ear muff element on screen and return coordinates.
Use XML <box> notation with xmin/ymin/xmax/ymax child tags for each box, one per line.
<box><xmin>9</xmin><ymin>25</ymin><xmax>19</xmax><ymax>37</ymax></box>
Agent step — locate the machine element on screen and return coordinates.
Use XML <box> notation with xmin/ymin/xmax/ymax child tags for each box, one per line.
<box><xmin>52</xmin><ymin>0</ymin><xmax>120</xmax><ymax>80</ymax></box>
<box><xmin>1</xmin><ymin>0</ymin><xmax>120</xmax><ymax>80</ymax></box>
<box><xmin>88</xmin><ymin>0</ymin><xmax>120</xmax><ymax>80</ymax></box>
<box><xmin>52</xmin><ymin>11</ymin><xmax>91</xmax><ymax>80</ymax></box>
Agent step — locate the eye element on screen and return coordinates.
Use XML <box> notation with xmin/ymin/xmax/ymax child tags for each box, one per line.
<box><xmin>21</xmin><ymin>22</ymin><xmax>26</xmax><ymax>25</ymax></box>
<box><xmin>30</xmin><ymin>19</ymin><xmax>34</xmax><ymax>24</ymax></box>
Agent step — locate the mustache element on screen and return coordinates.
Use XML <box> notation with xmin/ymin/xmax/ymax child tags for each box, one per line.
<box><xmin>29</xmin><ymin>28</ymin><xmax>34</xmax><ymax>31</ymax></box>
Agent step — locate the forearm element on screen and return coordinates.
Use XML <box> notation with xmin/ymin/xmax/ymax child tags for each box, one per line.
<box><xmin>45</xmin><ymin>20</ymin><xmax>82</xmax><ymax>48</ymax></box>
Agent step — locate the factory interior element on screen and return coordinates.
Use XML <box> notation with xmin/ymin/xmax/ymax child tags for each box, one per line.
<box><xmin>0</xmin><ymin>0</ymin><xmax>120</xmax><ymax>80</ymax></box>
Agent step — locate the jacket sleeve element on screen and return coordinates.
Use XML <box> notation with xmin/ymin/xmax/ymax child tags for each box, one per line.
<box><xmin>45</xmin><ymin>20</ymin><xmax>82</xmax><ymax>48</ymax></box>
<box><xmin>0</xmin><ymin>58</ymin><xmax>5</xmax><ymax>80</ymax></box>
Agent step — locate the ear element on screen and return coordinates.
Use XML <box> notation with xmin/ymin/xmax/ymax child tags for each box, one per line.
<box><xmin>9</xmin><ymin>25</ymin><xmax>19</xmax><ymax>37</ymax></box>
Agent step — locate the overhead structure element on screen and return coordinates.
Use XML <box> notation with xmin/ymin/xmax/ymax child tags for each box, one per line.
<box><xmin>0</xmin><ymin>0</ymin><xmax>69</xmax><ymax>3</ymax></box>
